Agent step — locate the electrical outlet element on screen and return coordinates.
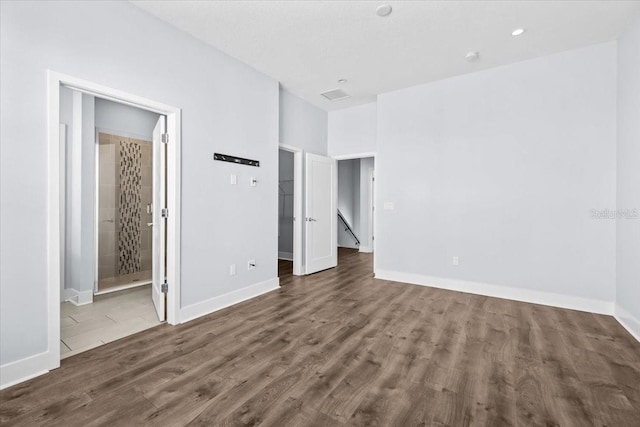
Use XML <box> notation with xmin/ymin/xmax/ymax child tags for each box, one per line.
<box><xmin>248</xmin><ymin>259</ymin><xmax>256</xmax><ymax>270</ymax></box>
<box><xmin>229</xmin><ymin>264</ymin><xmax>236</xmax><ymax>276</ymax></box>
<box><xmin>452</xmin><ymin>256</ymin><xmax>459</xmax><ymax>266</ymax></box>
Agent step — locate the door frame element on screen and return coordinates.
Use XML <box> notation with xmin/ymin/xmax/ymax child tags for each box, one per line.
<box><xmin>279</xmin><ymin>144</ymin><xmax>304</xmax><ymax>275</ymax></box>
<box><xmin>331</xmin><ymin>152</ymin><xmax>377</xmax><ymax>272</ymax></box>
<box><xmin>368</xmin><ymin>167</ymin><xmax>375</xmax><ymax>254</ymax></box>
<box><xmin>47</xmin><ymin>71</ymin><xmax>182</xmax><ymax>372</ymax></box>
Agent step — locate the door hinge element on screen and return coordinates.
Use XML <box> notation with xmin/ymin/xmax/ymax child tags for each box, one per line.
<box><xmin>161</xmin><ymin>208</ymin><xmax>169</xmax><ymax>218</ymax></box>
<box><xmin>161</xmin><ymin>279</ymin><xmax>168</xmax><ymax>293</ymax></box>
<box><xmin>161</xmin><ymin>133</ymin><xmax>169</xmax><ymax>144</ymax></box>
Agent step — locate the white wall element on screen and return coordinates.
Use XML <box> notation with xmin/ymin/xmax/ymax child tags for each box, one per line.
<box><xmin>328</xmin><ymin>102</ymin><xmax>377</xmax><ymax>158</ymax></box>
<box><xmin>0</xmin><ymin>1</ymin><xmax>278</xmax><ymax>371</ymax></box>
<box><xmin>376</xmin><ymin>43</ymin><xmax>617</xmax><ymax>311</ymax></box>
<box><xmin>95</xmin><ymin>97</ymin><xmax>160</xmax><ymax>140</ymax></box>
<box><xmin>279</xmin><ymin>88</ymin><xmax>327</xmax><ymax>155</ymax></box>
<box><xmin>60</xmin><ymin>89</ymin><xmax>96</xmax><ymax>301</ymax></box>
<box><xmin>616</xmin><ymin>17</ymin><xmax>640</xmax><ymax>338</ymax></box>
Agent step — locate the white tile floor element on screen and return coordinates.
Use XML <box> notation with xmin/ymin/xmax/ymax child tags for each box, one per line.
<box><xmin>60</xmin><ymin>285</ymin><xmax>162</xmax><ymax>358</ymax></box>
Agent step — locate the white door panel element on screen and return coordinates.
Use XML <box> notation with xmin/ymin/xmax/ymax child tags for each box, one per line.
<box><xmin>304</xmin><ymin>153</ymin><xmax>337</xmax><ymax>274</ymax></box>
<box><xmin>151</xmin><ymin>116</ymin><xmax>166</xmax><ymax>321</ymax></box>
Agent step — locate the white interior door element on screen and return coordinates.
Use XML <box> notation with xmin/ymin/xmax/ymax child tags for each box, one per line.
<box><xmin>304</xmin><ymin>153</ymin><xmax>337</xmax><ymax>274</ymax></box>
<box><xmin>151</xmin><ymin>116</ymin><xmax>166</xmax><ymax>321</ymax></box>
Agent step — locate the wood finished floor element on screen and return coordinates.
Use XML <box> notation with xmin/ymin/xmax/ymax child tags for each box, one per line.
<box><xmin>2</xmin><ymin>248</ymin><xmax>640</xmax><ymax>426</ymax></box>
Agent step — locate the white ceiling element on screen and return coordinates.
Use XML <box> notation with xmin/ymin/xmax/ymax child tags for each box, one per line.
<box><xmin>131</xmin><ymin>0</ymin><xmax>640</xmax><ymax>111</ymax></box>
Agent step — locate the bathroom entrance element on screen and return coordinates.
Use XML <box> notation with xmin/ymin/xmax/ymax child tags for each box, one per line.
<box><xmin>57</xmin><ymin>84</ymin><xmax>174</xmax><ymax>358</ymax></box>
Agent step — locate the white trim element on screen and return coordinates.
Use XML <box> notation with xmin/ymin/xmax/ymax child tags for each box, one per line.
<box><xmin>614</xmin><ymin>304</ymin><xmax>640</xmax><ymax>342</ymax></box>
<box><xmin>338</xmin><ymin>244</ymin><xmax>359</xmax><ymax>250</ymax></box>
<box><xmin>180</xmin><ymin>278</ymin><xmax>280</xmax><ymax>323</ymax></box>
<box><xmin>359</xmin><ymin>245</ymin><xmax>373</xmax><ymax>253</ymax></box>
<box><xmin>293</xmin><ymin>151</ymin><xmax>304</xmax><ymax>275</ymax></box>
<box><xmin>59</xmin><ymin>124</ymin><xmax>67</xmax><ymax>302</ymax></box>
<box><xmin>375</xmin><ymin>269</ymin><xmax>614</xmax><ymax>315</ymax></box>
<box><xmin>332</xmin><ymin>152</ymin><xmax>377</xmax><ymax>160</ymax></box>
<box><xmin>0</xmin><ymin>352</ymin><xmax>50</xmax><ymax>390</ymax></box>
<box><xmin>40</xmin><ymin>71</ymin><xmax>182</xmax><ymax>389</ymax></box>
<box><xmin>368</xmin><ymin>167</ymin><xmax>375</xmax><ymax>256</ymax></box>
<box><xmin>278</xmin><ymin>251</ymin><xmax>294</xmax><ymax>261</ymax></box>
<box><xmin>278</xmin><ymin>143</ymin><xmax>303</xmax><ymax>153</ymax></box>
<box><xmin>62</xmin><ymin>288</ymin><xmax>94</xmax><ymax>306</ymax></box>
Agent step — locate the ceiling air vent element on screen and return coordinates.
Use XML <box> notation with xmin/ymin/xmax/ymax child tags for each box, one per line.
<box><xmin>321</xmin><ymin>88</ymin><xmax>350</xmax><ymax>101</ymax></box>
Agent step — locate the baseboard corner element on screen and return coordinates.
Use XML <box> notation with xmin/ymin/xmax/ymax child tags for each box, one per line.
<box><xmin>179</xmin><ymin>277</ymin><xmax>280</xmax><ymax>324</ymax></box>
<box><xmin>0</xmin><ymin>351</ymin><xmax>50</xmax><ymax>390</ymax></box>
<box><xmin>614</xmin><ymin>304</ymin><xmax>640</xmax><ymax>342</ymax></box>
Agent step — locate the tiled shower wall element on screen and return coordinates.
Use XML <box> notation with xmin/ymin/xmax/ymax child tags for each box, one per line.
<box><xmin>98</xmin><ymin>133</ymin><xmax>152</xmax><ymax>281</ymax></box>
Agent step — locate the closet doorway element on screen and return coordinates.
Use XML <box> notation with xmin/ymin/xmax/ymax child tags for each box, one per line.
<box><xmin>278</xmin><ymin>145</ymin><xmax>303</xmax><ymax>277</ymax></box>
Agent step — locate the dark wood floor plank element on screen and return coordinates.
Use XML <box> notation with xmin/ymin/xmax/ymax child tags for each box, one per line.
<box><xmin>1</xmin><ymin>248</ymin><xmax>639</xmax><ymax>426</ymax></box>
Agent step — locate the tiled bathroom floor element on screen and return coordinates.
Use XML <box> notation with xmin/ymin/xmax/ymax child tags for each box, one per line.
<box><xmin>60</xmin><ymin>285</ymin><xmax>162</xmax><ymax>358</ymax></box>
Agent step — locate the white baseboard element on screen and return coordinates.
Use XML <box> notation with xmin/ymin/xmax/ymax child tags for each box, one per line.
<box><xmin>614</xmin><ymin>304</ymin><xmax>640</xmax><ymax>342</ymax></box>
<box><xmin>0</xmin><ymin>351</ymin><xmax>50</xmax><ymax>390</ymax></box>
<box><xmin>374</xmin><ymin>269</ymin><xmax>613</xmax><ymax>315</ymax></box>
<box><xmin>180</xmin><ymin>277</ymin><xmax>280</xmax><ymax>324</ymax></box>
<box><xmin>359</xmin><ymin>245</ymin><xmax>372</xmax><ymax>253</ymax></box>
<box><xmin>63</xmin><ymin>288</ymin><xmax>93</xmax><ymax>306</ymax></box>
<box><xmin>278</xmin><ymin>251</ymin><xmax>293</xmax><ymax>261</ymax></box>
<box><xmin>338</xmin><ymin>244</ymin><xmax>359</xmax><ymax>250</ymax></box>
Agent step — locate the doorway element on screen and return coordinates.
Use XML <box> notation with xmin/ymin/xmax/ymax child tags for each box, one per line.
<box><xmin>48</xmin><ymin>71</ymin><xmax>181</xmax><ymax>369</ymax></box>
<box><xmin>59</xmin><ymin>89</ymin><xmax>169</xmax><ymax>357</ymax></box>
<box><xmin>278</xmin><ymin>146</ymin><xmax>303</xmax><ymax>277</ymax></box>
<box><xmin>336</xmin><ymin>156</ymin><xmax>375</xmax><ymax>262</ymax></box>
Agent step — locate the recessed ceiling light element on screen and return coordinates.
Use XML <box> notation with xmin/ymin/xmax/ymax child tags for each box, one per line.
<box><xmin>465</xmin><ymin>51</ymin><xmax>480</xmax><ymax>62</ymax></box>
<box><xmin>338</xmin><ymin>79</ymin><xmax>347</xmax><ymax>84</ymax></box>
<box><xmin>512</xmin><ymin>28</ymin><xmax>526</xmax><ymax>36</ymax></box>
<box><xmin>376</xmin><ymin>4</ymin><xmax>392</xmax><ymax>17</ymax></box>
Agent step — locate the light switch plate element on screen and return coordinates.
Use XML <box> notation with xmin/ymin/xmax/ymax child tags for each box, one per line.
<box><xmin>383</xmin><ymin>202</ymin><xmax>394</xmax><ymax>210</ymax></box>
<box><xmin>229</xmin><ymin>264</ymin><xmax>236</xmax><ymax>276</ymax></box>
<box><xmin>230</xmin><ymin>174</ymin><xmax>237</xmax><ymax>185</ymax></box>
